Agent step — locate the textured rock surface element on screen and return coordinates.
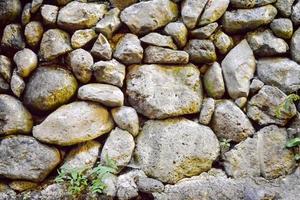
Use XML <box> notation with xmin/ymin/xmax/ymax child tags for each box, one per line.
<box><xmin>140</xmin><ymin>32</ymin><xmax>177</xmax><ymax>50</ymax></box>
<box><xmin>291</xmin><ymin>27</ymin><xmax>300</xmax><ymax>64</ymax></box>
<box><xmin>199</xmin><ymin>0</ymin><xmax>229</xmax><ymax>26</ymax></box>
<box><xmin>144</xmin><ymin>46</ymin><xmax>189</xmax><ymax>64</ymax></box>
<box><xmin>184</xmin><ymin>39</ymin><xmax>216</xmax><ymax>64</ymax></box>
<box><xmin>181</xmin><ymin>0</ymin><xmax>208</xmax><ymax>29</ymax></box>
<box><xmin>199</xmin><ymin>98</ymin><xmax>215</xmax><ymax>125</ymax></box>
<box><xmin>13</xmin><ymin>48</ymin><xmax>38</xmax><ymax>78</ymax></box>
<box><xmin>203</xmin><ymin>62</ymin><xmax>225</xmax><ymax>99</ymax></box>
<box><xmin>164</xmin><ymin>22</ymin><xmax>188</xmax><ymax>48</ymax></box>
<box><xmin>0</xmin><ymin>0</ymin><xmax>21</xmax><ymax>27</ymax></box>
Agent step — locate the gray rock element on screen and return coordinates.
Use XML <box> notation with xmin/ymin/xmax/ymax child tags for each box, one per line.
<box><xmin>100</xmin><ymin>128</ymin><xmax>135</xmax><ymax>170</ymax></box>
<box><xmin>0</xmin><ymin>182</ymin><xmax>18</xmax><ymax>199</ymax></box>
<box><xmin>144</xmin><ymin>46</ymin><xmax>189</xmax><ymax>64</ymax></box>
<box><xmin>211</xmin><ymin>30</ymin><xmax>234</xmax><ymax>54</ymax></box>
<box><xmin>111</xmin><ymin>106</ymin><xmax>139</xmax><ymax>137</ymax></box>
<box><xmin>292</xmin><ymin>1</ymin><xmax>300</xmax><ymax>25</ymax></box>
<box><xmin>1</xmin><ymin>24</ymin><xmax>25</xmax><ymax>50</ymax></box>
<box><xmin>199</xmin><ymin>98</ymin><xmax>215</xmax><ymax>125</ymax></box>
<box><xmin>13</xmin><ymin>48</ymin><xmax>38</xmax><ymax>78</ymax></box>
<box><xmin>250</xmin><ymin>78</ymin><xmax>264</xmax><ymax>95</ymax></box>
<box><xmin>222</xmin><ymin>5</ymin><xmax>277</xmax><ymax>33</ymax></box>
<box><xmin>78</xmin><ymin>83</ymin><xmax>124</xmax><ymax>107</ymax></box>
<box><xmin>71</xmin><ymin>29</ymin><xmax>97</xmax><ymax>49</ymax></box>
<box><xmin>211</xmin><ymin>100</ymin><xmax>255</xmax><ymax>142</ymax></box>
<box><xmin>102</xmin><ymin>174</ymin><xmax>118</xmax><ymax>197</ymax></box>
<box><xmin>110</xmin><ymin>0</ymin><xmax>137</xmax><ymax>10</ymax></box>
<box><xmin>257</xmin><ymin>58</ymin><xmax>300</xmax><ymax>94</ymax></box>
<box><xmin>23</xmin><ymin>66</ymin><xmax>78</xmax><ymax>112</ymax></box>
<box><xmin>291</xmin><ymin>27</ymin><xmax>300</xmax><ymax>64</ymax></box>
<box><xmin>181</xmin><ymin>0</ymin><xmax>208</xmax><ymax>29</ymax></box>
<box><xmin>67</xmin><ymin>48</ymin><xmax>93</xmax><ymax>84</ymax></box>
<box><xmin>275</xmin><ymin>0</ymin><xmax>295</xmax><ymax>17</ymax></box>
<box><xmin>135</xmin><ymin>118</ymin><xmax>219</xmax><ymax>184</ymax></box>
<box><xmin>235</xmin><ymin>97</ymin><xmax>247</xmax><ymax>109</ymax></box>
<box><xmin>198</xmin><ymin>0</ymin><xmax>229</xmax><ymax>26</ymax></box>
<box><xmin>246</xmin><ymin>29</ymin><xmax>289</xmax><ymax>56</ymax></box>
<box><xmin>270</xmin><ymin>18</ymin><xmax>293</xmax><ymax>39</ymax></box>
<box><xmin>0</xmin><ymin>94</ymin><xmax>33</xmax><ymax>135</ymax></box>
<box><xmin>0</xmin><ymin>0</ymin><xmax>21</xmax><ymax>27</ymax></box>
<box><xmin>164</xmin><ymin>22</ymin><xmax>188</xmax><ymax>48</ymax></box>
<box><xmin>31</xmin><ymin>0</ymin><xmax>43</xmax><ymax>14</ymax></box>
<box><xmin>126</xmin><ymin>64</ymin><xmax>202</xmax><ymax>119</ymax></box>
<box><xmin>184</xmin><ymin>39</ymin><xmax>216</xmax><ymax>64</ymax></box>
<box><xmin>33</xmin><ymin>101</ymin><xmax>114</xmax><ymax>146</ymax></box>
<box><xmin>120</xmin><ymin>0</ymin><xmax>178</xmax><ymax>35</ymax></box>
<box><xmin>91</xmin><ymin>33</ymin><xmax>112</xmax><ymax>61</ymax></box>
<box><xmin>57</xmin><ymin>1</ymin><xmax>107</xmax><ymax>31</ymax></box>
<box><xmin>114</xmin><ymin>33</ymin><xmax>143</xmax><ymax>65</ymax></box>
<box><xmin>0</xmin><ymin>76</ymin><xmax>9</xmax><ymax>92</ymax></box>
<box><xmin>21</xmin><ymin>3</ymin><xmax>31</xmax><ymax>26</ymax></box>
<box><xmin>95</xmin><ymin>8</ymin><xmax>121</xmax><ymax>39</ymax></box>
<box><xmin>222</xmin><ymin>40</ymin><xmax>255</xmax><ymax>99</ymax></box>
<box><xmin>39</xmin><ymin>29</ymin><xmax>72</xmax><ymax>61</ymax></box>
<box><xmin>190</xmin><ymin>22</ymin><xmax>218</xmax><ymax>39</ymax></box>
<box><xmin>230</xmin><ymin>0</ymin><xmax>276</xmax><ymax>8</ymax></box>
<box><xmin>0</xmin><ymin>55</ymin><xmax>12</xmax><ymax>82</ymax></box>
<box><xmin>24</xmin><ymin>21</ymin><xmax>44</xmax><ymax>48</ymax></box>
<box><xmin>93</xmin><ymin>59</ymin><xmax>125</xmax><ymax>87</ymax></box>
<box><xmin>203</xmin><ymin>62</ymin><xmax>225</xmax><ymax>99</ymax></box>
<box><xmin>247</xmin><ymin>85</ymin><xmax>297</xmax><ymax>126</ymax></box>
<box><xmin>137</xmin><ymin>177</ymin><xmax>164</xmax><ymax>193</ymax></box>
<box><xmin>0</xmin><ymin>135</ymin><xmax>61</xmax><ymax>182</ymax></box>
<box><xmin>140</xmin><ymin>32</ymin><xmax>177</xmax><ymax>50</ymax></box>
<box><xmin>10</xmin><ymin>70</ymin><xmax>25</xmax><ymax>98</ymax></box>
<box><xmin>40</xmin><ymin>4</ymin><xmax>59</xmax><ymax>26</ymax></box>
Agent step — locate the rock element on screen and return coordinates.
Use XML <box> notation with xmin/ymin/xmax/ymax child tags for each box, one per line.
<box><xmin>111</xmin><ymin>106</ymin><xmax>139</xmax><ymax>137</ymax></box>
<box><xmin>78</xmin><ymin>83</ymin><xmax>124</xmax><ymax>107</ymax></box>
<box><xmin>291</xmin><ymin>1</ymin><xmax>300</xmax><ymax>25</ymax></box>
<box><xmin>24</xmin><ymin>21</ymin><xmax>44</xmax><ymax>48</ymax></box>
<box><xmin>31</xmin><ymin>0</ymin><xmax>43</xmax><ymax>14</ymax></box>
<box><xmin>222</xmin><ymin>5</ymin><xmax>277</xmax><ymax>33</ymax></box>
<box><xmin>33</xmin><ymin>101</ymin><xmax>114</xmax><ymax>146</ymax></box>
<box><xmin>144</xmin><ymin>46</ymin><xmax>189</xmax><ymax>64</ymax></box>
<box><xmin>39</xmin><ymin>29</ymin><xmax>72</xmax><ymax>61</ymax></box>
<box><xmin>95</xmin><ymin>8</ymin><xmax>121</xmax><ymax>39</ymax></box>
<box><xmin>100</xmin><ymin>128</ymin><xmax>135</xmax><ymax>170</ymax></box>
<box><xmin>235</xmin><ymin>97</ymin><xmax>247</xmax><ymax>109</ymax></box>
<box><xmin>113</xmin><ymin>33</ymin><xmax>143</xmax><ymax>65</ymax></box>
<box><xmin>136</xmin><ymin>177</ymin><xmax>164</xmax><ymax>193</ymax></box>
<box><xmin>135</xmin><ymin>118</ymin><xmax>219</xmax><ymax>184</ymax></box>
<box><xmin>91</xmin><ymin>33</ymin><xmax>112</xmax><ymax>61</ymax></box>
<box><xmin>40</xmin><ymin>4</ymin><xmax>59</xmax><ymax>26</ymax></box>
<box><xmin>0</xmin><ymin>94</ymin><xmax>33</xmax><ymax>135</ymax></box>
<box><xmin>257</xmin><ymin>58</ymin><xmax>300</xmax><ymax>94</ymax></box>
<box><xmin>9</xmin><ymin>181</ymin><xmax>37</xmax><ymax>192</ymax></box>
<box><xmin>140</xmin><ymin>32</ymin><xmax>177</xmax><ymax>50</ymax></box>
<box><xmin>93</xmin><ymin>59</ymin><xmax>125</xmax><ymax>87</ymax></box>
<box><xmin>57</xmin><ymin>1</ymin><xmax>107</xmax><ymax>31</ymax></box>
<box><xmin>275</xmin><ymin>0</ymin><xmax>295</xmax><ymax>17</ymax></box>
<box><xmin>199</xmin><ymin>98</ymin><xmax>215</xmax><ymax>125</ymax></box>
<box><xmin>211</xmin><ymin>100</ymin><xmax>255</xmax><ymax>142</ymax></box>
<box><xmin>291</xmin><ymin>27</ymin><xmax>300</xmax><ymax>64</ymax></box>
<box><xmin>0</xmin><ymin>135</ymin><xmax>61</xmax><ymax>182</ymax></box>
<box><xmin>246</xmin><ymin>29</ymin><xmax>289</xmax><ymax>56</ymax></box>
<box><xmin>190</xmin><ymin>22</ymin><xmax>218</xmax><ymax>39</ymax></box>
<box><xmin>10</xmin><ymin>70</ymin><xmax>25</xmax><ymax>98</ymax></box>
<box><xmin>67</xmin><ymin>48</ymin><xmax>93</xmax><ymax>83</ymax></box>
<box><xmin>21</xmin><ymin>3</ymin><xmax>31</xmax><ymax>26</ymax></box>
<box><xmin>181</xmin><ymin>0</ymin><xmax>208</xmax><ymax>29</ymax></box>
<box><xmin>223</xmin><ymin>137</ymin><xmax>260</xmax><ymax>178</ymax></box>
<box><xmin>222</xmin><ymin>40</ymin><xmax>256</xmax><ymax>99</ymax></box>
<box><xmin>184</xmin><ymin>39</ymin><xmax>216</xmax><ymax>64</ymax></box>
<box><xmin>71</xmin><ymin>29</ymin><xmax>97</xmax><ymax>49</ymax></box>
<box><xmin>270</xmin><ymin>18</ymin><xmax>293</xmax><ymax>39</ymax></box>
<box><xmin>1</xmin><ymin>24</ymin><xmax>25</xmax><ymax>50</ymax></box>
<box><xmin>110</xmin><ymin>0</ymin><xmax>137</xmax><ymax>10</ymax></box>
<box><xmin>102</xmin><ymin>174</ymin><xmax>118</xmax><ymax>197</ymax></box>
<box><xmin>203</xmin><ymin>62</ymin><xmax>225</xmax><ymax>99</ymax></box>
<box><xmin>24</xmin><ymin>66</ymin><xmax>77</xmax><ymax>112</ymax></box>
<box><xmin>61</xmin><ymin>140</ymin><xmax>101</xmax><ymax>170</ymax></box>
<box><xmin>13</xmin><ymin>48</ymin><xmax>38</xmax><ymax>78</ymax></box>
<box><xmin>0</xmin><ymin>55</ymin><xmax>12</xmax><ymax>82</ymax></box>
<box><xmin>164</xmin><ymin>22</ymin><xmax>188</xmax><ymax>48</ymax></box>
<box><xmin>0</xmin><ymin>76</ymin><xmax>9</xmax><ymax>92</ymax></box>
<box><xmin>120</xmin><ymin>0</ymin><xmax>178</xmax><ymax>35</ymax></box>
<box><xmin>0</xmin><ymin>0</ymin><xmax>21</xmax><ymax>27</ymax></box>
<box><xmin>0</xmin><ymin>182</ymin><xmax>17</xmax><ymax>199</ymax></box>
<box><xmin>247</xmin><ymin>86</ymin><xmax>297</xmax><ymax>126</ymax></box>
<box><xmin>257</xmin><ymin>125</ymin><xmax>296</xmax><ymax>179</ymax></box>
<box><xmin>230</xmin><ymin>0</ymin><xmax>276</xmax><ymax>8</ymax></box>
<box><xmin>126</xmin><ymin>64</ymin><xmax>202</xmax><ymax>119</ymax></box>
<box><xmin>250</xmin><ymin>78</ymin><xmax>264</xmax><ymax>95</ymax></box>
<box><xmin>211</xmin><ymin>30</ymin><xmax>234</xmax><ymax>54</ymax></box>
<box><xmin>199</xmin><ymin>0</ymin><xmax>229</xmax><ymax>26</ymax></box>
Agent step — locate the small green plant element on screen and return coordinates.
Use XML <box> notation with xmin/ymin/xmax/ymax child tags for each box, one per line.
<box><xmin>275</xmin><ymin>94</ymin><xmax>300</xmax><ymax>118</ymax></box>
<box><xmin>220</xmin><ymin>138</ymin><xmax>231</xmax><ymax>154</ymax></box>
<box><xmin>286</xmin><ymin>137</ymin><xmax>300</xmax><ymax>161</ymax></box>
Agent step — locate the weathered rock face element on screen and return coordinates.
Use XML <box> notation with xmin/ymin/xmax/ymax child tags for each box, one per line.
<box><xmin>184</xmin><ymin>39</ymin><xmax>216</xmax><ymax>64</ymax></box>
<box><xmin>230</xmin><ymin>0</ymin><xmax>276</xmax><ymax>8</ymax></box>
<box><xmin>181</xmin><ymin>0</ymin><xmax>208</xmax><ymax>29</ymax></box>
<box><xmin>0</xmin><ymin>135</ymin><xmax>61</xmax><ymax>182</ymax></box>
<box><xmin>199</xmin><ymin>0</ymin><xmax>229</xmax><ymax>26</ymax></box>
<box><xmin>291</xmin><ymin>27</ymin><xmax>300</xmax><ymax>64</ymax></box>
<box><xmin>0</xmin><ymin>94</ymin><xmax>33</xmax><ymax>135</ymax></box>
<box><xmin>275</xmin><ymin>0</ymin><xmax>295</xmax><ymax>17</ymax></box>
<box><xmin>24</xmin><ymin>21</ymin><xmax>44</xmax><ymax>48</ymax></box>
<box><xmin>33</xmin><ymin>101</ymin><xmax>114</xmax><ymax>146</ymax></box>
<box><xmin>144</xmin><ymin>46</ymin><xmax>189</xmax><ymax>64</ymax></box>
<box><xmin>96</xmin><ymin>8</ymin><xmax>121</xmax><ymax>39</ymax></box>
<box><xmin>203</xmin><ymin>62</ymin><xmax>225</xmax><ymax>99</ymax></box>
<box><xmin>1</xmin><ymin>24</ymin><xmax>25</xmax><ymax>50</ymax></box>
<box><xmin>140</xmin><ymin>32</ymin><xmax>177</xmax><ymax>50</ymax></box>
<box><xmin>135</xmin><ymin>118</ymin><xmax>219</xmax><ymax>184</ymax></box>
<box><xmin>13</xmin><ymin>48</ymin><xmax>38</xmax><ymax>78</ymax></box>
<box><xmin>120</xmin><ymin>0</ymin><xmax>178</xmax><ymax>35</ymax></box>
<box><xmin>0</xmin><ymin>0</ymin><xmax>21</xmax><ymax>27</ymax></box>
<box><xmin>23</xmin><ymin>66</ymin><xmax>78</xmax><ymax>112</ymax></box>
<box><xmin>126</xmin><ymin>64</ymin><xmax>202</xmax><ymax>119</ymax></box>
<box><xmin>270</xmin><ymin>18</ymin><xmax>294</xmax><ymax>39</ymax></box>
<box><xmin>164</xmin><ymin>22</ymin><xmax>188</xmax><ymax>48</ymax></box>
<box><xmin>91</xmin><ymin>33</ymin><xmax>112</xmax><ymax>61</ymax></box>
<box><xmin>71</xmin><ymin>29</ymin><xmax>97</xmax><ymax>49</ymax></box>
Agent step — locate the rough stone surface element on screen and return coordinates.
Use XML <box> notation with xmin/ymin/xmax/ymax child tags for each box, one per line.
<box><xmin>190</xmin><ymin>22</ymin><xmax>218</xmax><ymax>39</ymax></box>
<box><xmin>203</xmin><ymin>62</ymin><xmax>225</xmax><ymax>99</ymax></box>
<box><xmin>110</xmin><ymin>0</ymin><xmax>137</xmax><ymax>10</ymax></box>
<box><xmin>250</xmin><ymin>78</ymin><xmax>264</xmax><ymax>95</ymax></box>
<box><xmin>211</xmin><ymin>30</ymin><xmax>234</xmax><ymax>54</ymax></box>
<box><xmin>144</xmin><ymin>46</ymin><xmax>189</xmax><ymax>64</ymax></box>
<box><xmin>199</xmin><ymin>98</ymin><xmax>215</xmax><ymax>125</ymax></box>
<box><xmin>199</xmin><ymin>0</ymin><xmax>229</xmax><ymax>26</ymax></box>
<box><xmin>270</xmin><ymin>18</ymin><xmax>293</xmax><ymax>39</ymax></box>
<box><xmin>181</xmin><ymin>0</ymin><xmax>208</xmax><ymax>29</ymax></box>
<box><xmin>0</xmin><ymin>55</ymin><xmax>12</xmax><ymax>82</ymax></box>
<box><xmin>41</xmin><ymin>4</ymin><xmax>58</xmax><ymax>26</ymax></box>
<box><xmin>230</xmin><ymin>0</ymin><xmax>276</xmax><ymax>8</ymax></box>
<box><xmin>291</xmin><ymin>27</ymin><xmax>300</xmax><ymax>64</ymax></box>
<box><xmin>1</xmin><ymin>24</ymin><xmax>25</xmax><ymax>50</ymax></box>
<box><xmin>136</xmin><ymin>177</ymin><xmax>164</xmax><ymax>193</ymax></box>
<box><xmin>291</xmin><ymin>1</ymin><xmax>300</xmax><ymax>25</ymax></box>
<box><xmin>21</xmin><ymin>3</ymin><xmax>31</xmax><ymax>26</ymax></box>
<box><xmin>24</xmin><ymin>21</ymin><xmax>44</xmax><ymax>48</ymax></box>
<box><xmin>10</xmin><ymin>70</ymin><xmax>25</xmax><ymax>98</ymax></box>
<box><xmin>140</xmin><ymin>32</ymin><xmax>177</xmax><ymax>50</ymax></box>
<box><xmin>95</xmin><ymin>8</ymin><xmax>121</xmax><ymax>39</ymax></box>
<box><xmin>164</xmin><ymin>22</ymin><xmax>188</xmax><ymax>48</ymax></box>
<box><xmin>13</xmin><ymin>48</ymin><xmax>38</xmax><ymax>78</ymax></box>
<box><xmin>184</xmin><ymin>39</ymin><xmax>216</xmax><ymax>64</ymax></box>
<box><xmin>91</xmin><ymin>33</ymin><xmax>112</xmax><ymax>61</ymax></box>
<box><xmin>275</xmin><ymin>0</ymin><xmax>295</xmax><ymax>17</ymax></box>
<box><xmin>0</xmin><ymin>0</ymin><xmax>21</xmax><ymax>27</ymax></box>
<box><xmin>71</xmin><ymin>29</ymin><xmax>97</xmax><ymax>49</ymax></box>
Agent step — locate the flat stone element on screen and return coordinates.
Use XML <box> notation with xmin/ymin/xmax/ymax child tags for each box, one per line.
<box><xmin>164</xmin><ymin>22</ymin><xmax>188</xmax><ymax>48</ymax></box>
<box><xmin>270</xmin><ymin>18</ymin><xmax>293</xmax><ymax>39</ymax></box>
<box><xmin>291</xmin><ymin>27</ymin><xmax>300</xmax><ymax>64</ymax></box>
<box><xmin>1</xmin><ymin>24</ymin><xmax>25</xmax><ymax>50</ymax></box>
<box><xmin>230</xmin><ymin>0</ymin><xmax>276</xmax><ymax>8</ymax></box>
<box><xmin>144</xmin><ymin>46</ymin><xmax>189</xmax><ymax>64</ymax></box>
<box><xmin>190</xmin><ymin>22</ymin><xmax>218</xmax><ymax>39</ymax></box>
<box><xmin>95</xmin><ymin>8</ymin><xmax>121</xmax><ymax>39</ymax></box>
<box><xmin>275</xmin><ymin>0</ymin><xmax>295</xmax><ymax>17</ymax></box>
<box><xmin>0</xmin><ymin>135</ymin><xmax>61</xmax><ymax>182</ymax></box>
<box><xmin>10</xmin><ymin>70</ymin><xmax>25</xmax><ymax>98</ymax></box>
<box><xmin>120</xmin><ymin>0</ymin><xmax>178</xmax><ymax>35</ymax></box>
<box><xmin>0</xmin><ymin>0</ymin><xmax>21</xmax><ymax>27</ymax></box>
<box><xmin>33</xmin><ymin>101</ymin><xmax>114</xmax><ymax>146</ymax></box>
<box><xmin>199</xmin><ymin>98</ymin><xmax>215</xmax><ymax>125</ymax></box>
<box><xmin>91</xmin><ymin>33</ymin><xmax>112</xmax><ymax>61</ymax></box>
<box><xmin>199</xmin><ymin>0</ymin><xmax>229</xmax><ymax>26</ymax></box>
<box><xmin>0</xmin><ymin>55</ymin><xmax>12</xmax><ymax>82</ymax></box>
<box><xmin>40</xmin><ymin>4</ymin><xmax>58</xmax><ymax>26</ymax></box>
<box><xmin>24</xmin><ymin>21</ymin><xmax>44</xmax><ymax>48</ymax></box>
<box><xmin>181</xmin><ymin>0</ymin><xmax>208</xmax><ymax>29</ymax></box>
<box><xmin>71</xmin><ymin>29</ymin><xmax>97</xmax><ymax>49</ymax></box>
<box><xmin>184</xmin><ymin>39</ymin><xmax>216</xmax><ymax>64</ymax></box>
<box><xmin>211</xmin><ymin>30</ymin><xmax>234</xmax><ymax>54</ymax></box>
<box><xmin>203</xmin><ymin>62</ymin><xmax>225</xmax><ymax>99</ymax></box>
<box><xmin>13</xmin><ymin>48</ymin><xmax>38</xmax><ymax>78</ymax></box>
<box><xmin>126</xmin><ymin>64</ymin><xmax>202</xmax><ymax>119</ymax></box>
<box><xmin>140</xmin><ymin>32</ymin><xmax>177</xmax><ymax>50</ymax></box>
<box><xmin>135</xmin><ymin>118</ymin><xmax>219</xmax><ymax>184</ymax></box>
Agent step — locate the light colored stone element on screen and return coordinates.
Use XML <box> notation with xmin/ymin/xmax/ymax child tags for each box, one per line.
<box><xmin>144</xmin><ymin>46</ymin><xmax>189</xmax><ymax>64</ymax></box>
<box><xmin>181</xmin><ymin>0</ymin><xmax>208</xmax><ymax>29</ymax></box>
<box><xmin>199</xmin><ymin>98</ymin><xmax>215</xmax><ymax>125</ymax></box>
<box><xmin>275</xmin><ymin>0</ymin><xmax>295</xmax><ymax>17</ymax></box>
<box><xmin>95</xmin><ymin>8</ymin><xmax>121</xmax><ymax>39</ymax></box>
<box><xmin>203</xmin><ymin>62</ymin><xmax>225</xmax><ymax>99</ymax></box>
<box><xmin>91</xmin><ymin>33</ymin><xmax>112</xmax><ymax>61</ymax></box>
<box><xmin>10</xmin><ymin>70</ymin><xmax>25</xmax><ymax>98</ymax></box>
<box><xmin>292</xmin><ymin>1</ymin><xmax>300</xmax><ymax>25</ymax></box>
<box><xmin>291</xmin><ymin>27</ymin><xmax>300</xmax><ymax>64</ymax></box>
<box><xmin>140</xmin><ymin>32</ymin><xmax>177</xmax><ymax>49</ymax></box>
<box><xmin>31</xmin><ymin>0</ymin><xmax>43</xmax><ymax>14</ymax></box>
<box><xmin>164</xmin><ymin>22</ymin><xmax>188</xmax><ymax>48</ymax></box>
<box><xmin>1</xmin><ymin>24</ymin><xmax>25</xmax><ymax>50</ymax></box>
<box><xmin>235</xmin><ymin>97</ymin><xmax>247</xmax><ymax>109</ymax></box>
<box><xmin>191</xmin><ymin>23</ymin><xmax>218</xmax><ymax>39</ymax></box>
<box><xmin>71</xmin><ymin>29</ymin><xmax>97</xmax><ymax>49</ymax></box>
<box><xmin>137</xmin><ymin>177</ymin><xmax>164</xmax><ymax>193</ymax></box>
<box><xmin>230</xmin><ymin>0</ymin><xmax>276</xmax><ymax>8</ymax></box>
<box><xmin>199</xmin><ymin>0</ymin><xmax>229</xmax><ymax>26</ymax></box>
<box><xmin>211</xmin><ymin>30</ymin><xmax>234</xmax><ymax>54</ymax></box>
<box><xmin>24</xmin><ymin>21</ymin><xmax>44</xmax><ymax>48</ymax></box>
<box><xmin>13</xmin><ymin>48</ymin><xmax>38</xmax><ymax>78</ymax></box>
<box><xmin>250</xmin><ymin>78</ymin><xmax>264</xmax><ymax>95</ymax></box>
<box><xmin>41</xmin><ymin>4</ymin><xmax>58</xmax><ymax>26</ymax></box>
<box><xmin>0</xmin><ymin>55</ymin><xmax>12</xmax><ymax>82</ymax></box>
<box><xmin>184</xmin><ymin>39</ymin><xmax>216</xmax><ymax>64</ymax></box>
<box><xmin>270</xmin><ymin>18</ymin><xmax>293</xmax><ymax>39</ymax></box>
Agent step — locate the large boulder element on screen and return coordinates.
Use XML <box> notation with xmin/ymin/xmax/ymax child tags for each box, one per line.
<box><xmin>135</xmin><ymin>118</ymin><xmax>220</xmax><ymax>184</ymax></box>
<box><xmin>0</xmin><ymin>0</ymin><xmax>21</xmax><ymax>27</ymax></box>
<box><xmin>33</xmin><ymin>101</ymin><xmax>114</xmax><ymax>146</ymax></box>
<box><xmin>126</xmin><ymin>64</ymin><xmax>202</xmax><ymax>119</ymax></box>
